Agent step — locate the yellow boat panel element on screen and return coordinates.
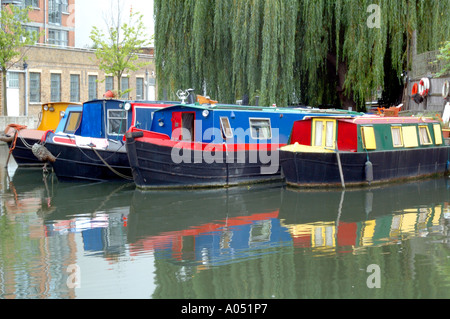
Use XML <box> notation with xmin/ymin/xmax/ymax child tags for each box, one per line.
<box><xmin>36</xmin><ymin>102</ymin><xmax>80</xmax><ymax>131</ymax></box>
<box><xmin>280</xmin><ymin>142</ymin><xmax>335</xmax><ymax>153</ymax></box>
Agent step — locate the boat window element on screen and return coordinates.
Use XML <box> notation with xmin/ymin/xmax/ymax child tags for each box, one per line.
<box><xmin>418</xmin><ymin>126</ymin><xmax>432</xmax><ymax>145</ymax></box>
<box><xmin>220</xmin><ymin>117</ymin><xmax>233</xmax><ymax>139</ymax></box>
<box><xmin>314</xmin><ymin>121</ymin><xmax>323</xmax><ymax>146</ymax></box>
<box><xmin>433</xmin><ymin>124</ymin><xmax>443</xmax><ymax>145</ymax></box>
<box><xmin>107</xmin><ymin>109</ymin><xmax>128</xmax><ymax>135</ymax></box>
<box><xmin>250</xmin><ymin>118</ymin><xmax>272</xmax><ymax>139</ymax></box>
<box><xmin>312</xmin><ymin>119</ymin><xmax>336</xmax><ymax>148</ymax></box>
<box><xmin>402</xmin><ymin>126</ymin><xmax>419</xmax><ymax>148</ymax></box>
<box><xmin>361</xmin><ymin>126</ymin><xmax>376</xmax><ymax>150</ymax></box>
<box><xmin>391</xmin><ymin>126</ymin><xmax>403</xmax><ymax>147</ymax></box>
<box><xmin>325</xmin><ymin>121</ymin><xmax>334</xmax><ymax>147</ymax></box>
<box><xmin>64</xmin><ymin>111</ymin><xmax>81</xmax><ymax>134</ymax></box>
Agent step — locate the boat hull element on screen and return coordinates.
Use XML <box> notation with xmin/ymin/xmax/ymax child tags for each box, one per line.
<box><xmin>126</xmin><ymin>137</ymin><xmax>282</xmax><ymax>189</ymax></box>
<box><xmin>6</xmin><ymin>137</ymin><xmax>45</xmax><ymax>167</ymax></box>
<box><xmin>44</xmin><ymin>138</ymin><xmax>132</xmax><ymax>182</ymax></box>
<box><xmin>280</xmin><ymin>147</ymin><xmax>450</xmax><ymax>188</ymax></box>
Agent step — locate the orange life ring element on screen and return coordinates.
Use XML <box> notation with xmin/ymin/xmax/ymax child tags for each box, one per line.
<box><xmin>411</xmin><ymin>83</ymin><xmax>418</xmax><ymax>95</ymax></box>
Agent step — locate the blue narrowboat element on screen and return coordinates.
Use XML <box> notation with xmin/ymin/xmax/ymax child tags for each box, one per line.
<box><xmin>125</xmin><ymin>101</ymin><xmax>361</xmax><ymax>189</ymax></box>
<box><xmin>43</xmin><ymin>99</ymin><xmax>176</xmax><ymax>182</ymax></box>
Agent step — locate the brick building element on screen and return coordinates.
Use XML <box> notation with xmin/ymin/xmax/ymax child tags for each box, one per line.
<box><xmin>0</xmin><ymin>0</ymin><xmax>157</xmax><ymax>117</ymax></box>
<box><xmin>3</xmin><ymin>0</ymin><xmax>76</xmax><ymax>47</ymax></box>
<box><xmin>4</xmin><ymin>45</ymin><xmax>156</xmax><ymax>118</ymax></box>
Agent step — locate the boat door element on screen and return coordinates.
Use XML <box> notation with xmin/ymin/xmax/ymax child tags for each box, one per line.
<box><xmin>312</xmin><ymin>118</ymin><xmax>336</xmax><ymax>149</ymax></box>
<box><xmin>172</xmin><ymin>111</ymin><xmax>195</xmax><ymax>141</ymax></box>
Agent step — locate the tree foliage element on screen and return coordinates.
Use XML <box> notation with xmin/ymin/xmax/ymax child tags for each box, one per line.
<box><xmin>155</xmin><ymin>0</ymin><xmax>450</xmax><ymax>110</ymax></box>
<box><xmin>0</xmin><ymin>4</ymin><xmax>39</xmax><ymax>116</ymax></box>
<box><xmin>90</xmin><ymin>3</ymin><xmax>151</xmax><ymax>98</ymax></box>
<box><xmin>435</xmin><ymin>41</ymin><xmax>450</xmax><ymax>77</ymax></box>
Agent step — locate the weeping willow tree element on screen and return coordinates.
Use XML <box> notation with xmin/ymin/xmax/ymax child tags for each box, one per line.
<box><xmin>155</xmin><ymin>0</ymin><xmax>450</xmax><ymax>111</ymax></box>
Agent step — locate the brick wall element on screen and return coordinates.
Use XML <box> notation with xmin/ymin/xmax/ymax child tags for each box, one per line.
<box><xmin>1</xmin><ymin>44</ymin><xmax>156</xmax><ymax>118</ymax></box>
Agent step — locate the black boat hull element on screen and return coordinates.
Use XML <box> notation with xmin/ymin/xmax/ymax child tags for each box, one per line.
<box><xmin>280</xmin><ymin>147</ymin><xmax>450</xmax><ymax>188</ymax></box>
<box><xmin>126</xmin><ymin>137</ymin><xmax>282</xmax><ymax>189</ymax></box>
<box><xmin>44</xmin><ymin>141</ymin><xmax>132</xmax><ymax>182</ymax></box>
<box><xmin>7</xmin><ymin>138</ymin><xmax>44</xmax><ymax>167</ymax></box>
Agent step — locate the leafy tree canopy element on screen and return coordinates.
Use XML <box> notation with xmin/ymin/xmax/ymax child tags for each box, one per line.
<box><xmin>155</xmin><ymin>0</ymin><xmax>450</xmax><ymax>111</ymax></box>
<box><xmin>90</xmin><ymin>6</ymin><xmax>151</xmax><ymax>98</ymax></box>
<box><xmin>0</xmin><ymin>4</ymin><xmax>39</xmax><ymax>115</ymax></box>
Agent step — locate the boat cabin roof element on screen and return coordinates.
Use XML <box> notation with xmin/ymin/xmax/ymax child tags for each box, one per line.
<box><xmin>37</xmin><ymin>101</ymin><xmax>82</xmax><ymax>131</ymax></box>
<box><xmin>76</xmin><ymin>99</ymin><xmax>176</xmax><ymax>139</ymax></box>
<box><xmin>288</xmin><ymin>114</ymin><xmax>445</xmax><ymax>153</ymax></box>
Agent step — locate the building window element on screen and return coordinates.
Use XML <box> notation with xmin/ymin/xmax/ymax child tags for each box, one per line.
<box><xmin>30</xmin><ymin>72</ymin><xmax>41</xmax><ymax>103</ymax></box>
<box><xmin>48</xmin><ymin>29</ymin><xmax>68</xmax><ymax>46</ymax></box>
<box><xmin>88</xmin><ymin>75</ymin><xmax>98</xmax><ymax>100</ymax></box>
<box><xmin>7</xmin><ymin>72</ymin><xmax>19</xmax><ymax>89</ymax></box>
<box><xmin>136</xmin><ymin>78</ymin><xmax>144</xmax><ymax>100</ymax></box>
<box><xmin>22</xmin><ymin>0</ymin><xmax>39</xmax><ymax>8</ymax></box>
<box><xmin>70</xmin><ymin>74</ymin><xmax>80</xmax><ymax>102</ymax></box>
<box><xmin>24</xmin><ymin>26</ymin><xmax>40</xmax><ymax>44</ymax></box>
<box><xmin>105</xmin><ymin>76</ymin><xmax>114</xmax><ymax>92</ymax></box>
<box><xmin>50</xmin><ymin>73</ymin><xmax>61</xmax><ymax>102</ymax></box>
<box><xmin>121</xmin><ymin>77</ymin><xmax>129</xmax><ymax>99</ymax></box>
<box><xmin>61</xmin><ymin>0</ymin><xmax>68</xmax><ymax>12</ymax></box>
<box><xmin>48</xmin><ymin>0</ymin><xmax>62</xmax><ymax>25</ymax></box>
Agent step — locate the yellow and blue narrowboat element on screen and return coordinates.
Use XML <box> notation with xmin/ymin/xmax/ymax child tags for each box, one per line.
<box><xmin>3</xmin><ymin>102</ymin><xmax>81</xmax><ymax>167</ymax></box>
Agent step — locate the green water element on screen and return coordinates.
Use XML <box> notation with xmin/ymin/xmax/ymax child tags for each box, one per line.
<box><xmin>1</xmin><ymin>144</ymin><xmax>450</xmax><ymax>300</ymax></box>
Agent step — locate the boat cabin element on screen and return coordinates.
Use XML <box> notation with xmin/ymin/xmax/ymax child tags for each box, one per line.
<box><xmin>147</xmin><ymin>103</ymin><xmax>360</xmax><ymax>145</ymax></box>
<box><xmin>288</xmin><ymin>115</ymin><xmax>445</xmax><ymax>152</ymax></box>
<box><xmin>73</xmin><ymin>99</ymin><xmax>177</xmax><ymax>140</ymax></box>
<box><xmin>37</xmin><ymin>102</ymin><xmax>82</xmax><ymax>131</ymax></box>
<box><xmin>54</xmin><ymin>105</ymin><xmax>83</xmax><ymax>135</ymax></box>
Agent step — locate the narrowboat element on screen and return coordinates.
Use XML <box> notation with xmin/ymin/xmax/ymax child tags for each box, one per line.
<box><xmin>43</xmin><ymin>99</ymin><xmax>176</xmax><ymax>182</ymax></box>
<box><xmin>279</xmin><ymin>115</ymin><xmax>450</xmax><ymax>188</ymax></box>
<box><xmin>125</xmin><ymin>102</ymin><xmax>361</xmax><ymax>189</ymax></box>
<box><xmin>2</xmin><ymin>102</ymin><xmax>81</xmax><ymax>167</ymax></box>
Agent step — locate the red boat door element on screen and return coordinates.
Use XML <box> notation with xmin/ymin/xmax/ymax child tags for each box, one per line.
<box><xmin>171</xmin><ymin>111</ymin><xmax>195</xmax><ymax>141</ymax></box>
<box><xmin>171</xmin><ymin>112</ymin><xmax>182</xmax><ymax>140</ymax></box>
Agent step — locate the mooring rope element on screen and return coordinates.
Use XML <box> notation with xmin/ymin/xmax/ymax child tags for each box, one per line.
<box><xmin>90</xmin><ymin>146</ymin><xmax>134</xmax><ymax>181</ymax></box>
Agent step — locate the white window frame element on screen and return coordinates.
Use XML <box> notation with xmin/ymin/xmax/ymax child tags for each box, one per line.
<box><xmin>107</xmin><ymin>109</ymin><xmax>128</xmax><ymax>136</ymax></box>
<box><xmin>249</xmin><ymin>118</ymin><xmax>272</xmax><ymax>140</ymax></box>
<box><xmin>220</xmin><ymin>117</ymin><xmax>233</xmax><ymax>139</ymax></box>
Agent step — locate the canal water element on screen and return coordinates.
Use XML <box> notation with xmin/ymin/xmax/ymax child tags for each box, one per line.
<box><xmin>1</xmin><ymin>143</ymin><xmax>450</xmax><ymax>300</ymax></box>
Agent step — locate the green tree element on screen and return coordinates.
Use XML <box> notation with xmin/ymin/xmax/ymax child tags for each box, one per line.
<box><xmin>0</xmin><ymin>4</ymin><xmax>39</xmax><ymax>116</ymax></box>
<box><xmin>155</xmin><ymin>0</ymin><xmax>450</xmax><ymax>111</ymax></box>
<box><xmin>435</xmin><ymin>41</ymin><xmax>450</xmax><ymax>77</ymax></box>
<box><xmin>90</xmin><ymin>1</ymin><xmax>151</xmax><ymax>99</ymax></box>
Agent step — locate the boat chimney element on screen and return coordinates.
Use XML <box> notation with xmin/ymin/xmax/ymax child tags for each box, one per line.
<box><xmin>187</xmin><ymin>88</ymin><xmax>195</xmax><ymax>104</ymax></box>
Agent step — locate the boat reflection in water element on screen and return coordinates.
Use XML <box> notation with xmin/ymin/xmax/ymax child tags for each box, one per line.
<box><xmin>3</xmin><ymin>161</ymin><xmax>450</xmax><ymax>298</ymax></box>
<box><xmin>127</xmin><ymin>178</ymin><xmax>450</xmax><ymax>268</ymax></box>
<box><xmin>6</xmin><ymin>167</ymin><xmax>450</xmax><ymax>264</ymax></box>
<box><xmin>280</xmin><ymin>178</ymin><xmax>450</xmax><ymax>255</ymax></box>
<box><xmin>127</xmin><ymin>184</ymin><xmax>289</xmax><ymax>268</ymax></box>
